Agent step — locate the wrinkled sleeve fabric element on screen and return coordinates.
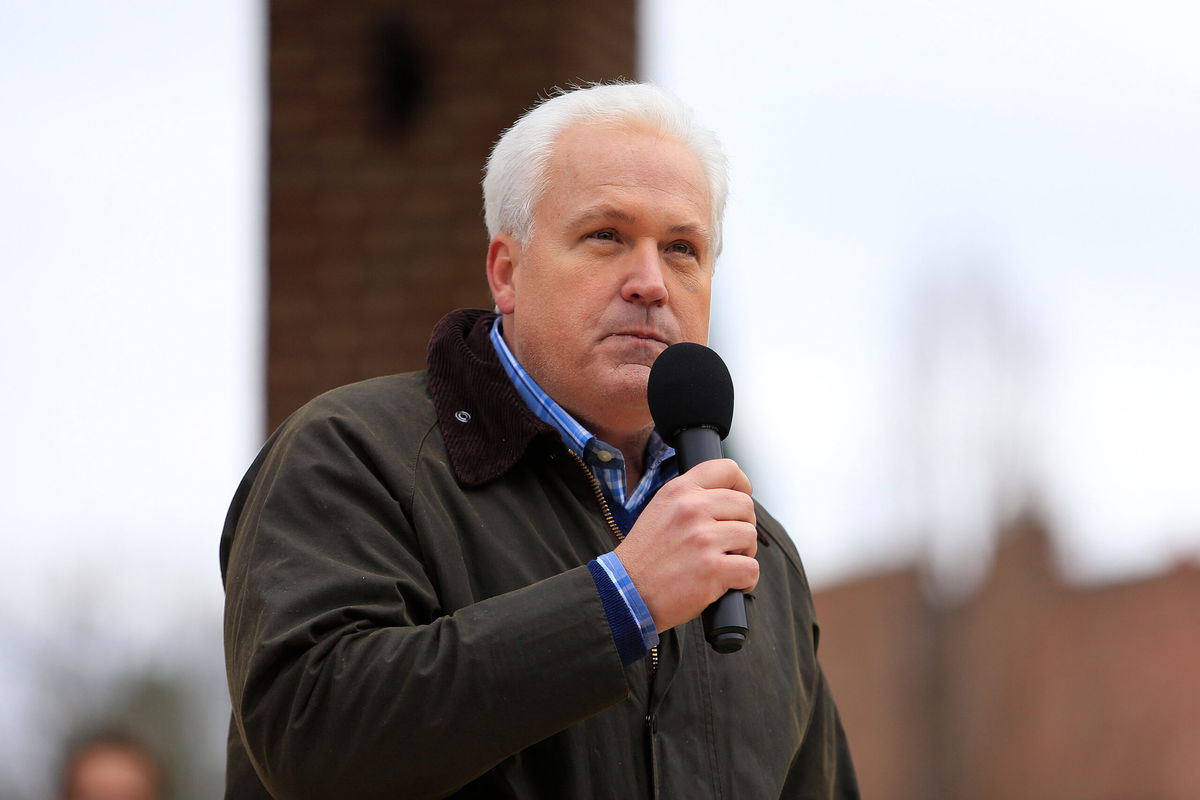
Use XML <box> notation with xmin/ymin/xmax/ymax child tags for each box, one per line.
<box><xmin>782</xmin><ymin>663</ymin><xmax>861</xmax><ymax>799</ymax></box>
<box><xmin>752</xmin><ymin>503</ymin><xmax>861</xmax><ymax>800</ymax></box>
<box><xmin>221</xmin><ymin>390</ymin><xmax>630</xmax><ymax>799</ymax></box>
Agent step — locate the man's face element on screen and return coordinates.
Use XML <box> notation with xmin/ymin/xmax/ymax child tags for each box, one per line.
<box><xmin>487</xmin><ymin>122</ymin><xmax>714</xmax><ymax>440</ymax></box>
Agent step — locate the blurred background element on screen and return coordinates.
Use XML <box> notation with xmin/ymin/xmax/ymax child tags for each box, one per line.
<box><xmin>2</xmin><ymin>1</ymin><xmax>1197</xmax><ymax>798</ymax></box>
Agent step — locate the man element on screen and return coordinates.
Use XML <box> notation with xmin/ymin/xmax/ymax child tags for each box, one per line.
<box><xmin>221</xmin><ymin>82</ymin><xmax>857</xmax><ymax>799</ymax></box>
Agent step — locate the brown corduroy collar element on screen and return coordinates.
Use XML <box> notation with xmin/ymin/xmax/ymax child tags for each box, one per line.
<box><xmin>425</xmin><ymin>308</ymin><xmax>559</xmax><ymax>486</ymax></box>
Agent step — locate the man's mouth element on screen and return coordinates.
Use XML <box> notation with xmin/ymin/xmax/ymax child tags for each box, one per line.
<box><xmin>608</xmin><ymin>329</ymin><xmax>669</xmax><ymax>345</ymax></box>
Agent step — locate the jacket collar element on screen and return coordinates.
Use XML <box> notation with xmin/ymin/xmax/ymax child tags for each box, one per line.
<box><xmin>426</xmin><ymin>309</ymin><xmax>559</xmax><ymax>486</ymax></box>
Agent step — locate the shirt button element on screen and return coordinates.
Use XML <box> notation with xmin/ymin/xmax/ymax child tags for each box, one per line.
<box><xmin>596</xmin><ymin>450</ymin><xmax>614</xmax><ymax>462</ymax></box>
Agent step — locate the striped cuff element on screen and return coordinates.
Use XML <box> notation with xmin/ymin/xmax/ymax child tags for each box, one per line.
<box><xmin>587</xmin><ymin>555</ymin><xmax>656</xmax><ymax>666</ymax></box>
<box><xmin>596</xmin><ymin>552</ymin><xmax>659</xmax><ymax>651</ymax></box>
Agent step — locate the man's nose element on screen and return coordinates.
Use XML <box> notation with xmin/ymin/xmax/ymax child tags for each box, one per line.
<box><xmin>620</xmin><ymin>240</ymin><xmax>668</xmax><ymax>306</ymax></box>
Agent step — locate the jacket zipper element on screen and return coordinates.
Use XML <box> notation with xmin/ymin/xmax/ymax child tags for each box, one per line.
<box><xmin>568</xmin><ymin>451</ymin><xmax>659</xmax><ymax>674</ymax></box>
<box><xmin>568</xmin><ymin>450</ymin><xmax>662</xmax><ymax>799</ymax></box>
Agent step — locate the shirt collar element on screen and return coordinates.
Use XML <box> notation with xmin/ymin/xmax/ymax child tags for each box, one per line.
<box><xmin>490</xmin><ymin>317</ymin><xmax>597</xmax><ymax>458</ymax></box>
<box><xmin>488</xmin><ymin>318</ymin><xmax>676</xmax><ymax>509</ymax></box>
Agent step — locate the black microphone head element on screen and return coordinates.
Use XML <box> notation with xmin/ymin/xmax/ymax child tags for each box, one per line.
<box><xmin>647</xmin><ymin>342</ymin><xmax>734</xmax><ymax>444</ymax></box>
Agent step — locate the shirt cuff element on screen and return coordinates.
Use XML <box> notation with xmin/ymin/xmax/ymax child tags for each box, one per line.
<box><xmin>596</xmin><ymin>551</ymin><xmax>660</xmax><ymax>652</ymax></box>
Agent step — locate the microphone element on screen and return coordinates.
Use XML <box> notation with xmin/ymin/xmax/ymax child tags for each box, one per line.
<box><xmin>647</xmin><ymin>342</ymin><xmax>748</xmax><ymax>654</ymax></box>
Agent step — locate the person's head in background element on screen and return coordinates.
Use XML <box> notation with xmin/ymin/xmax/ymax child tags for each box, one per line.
<box><xmin>59</xmin><ymin>729</ymin><xmax>167</xmax><ymax>800</ymax></box>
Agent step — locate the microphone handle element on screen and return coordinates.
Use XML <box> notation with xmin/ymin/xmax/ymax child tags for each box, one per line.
<box><xmin>673</xmin><ymin>427</ymin><xmax>749</xmax><ymax>654</ymax></box>
<box><xmin>672</xmin><ymin>425</ymin><xmax>725</xmax><ymax>470</ymax></box>
<box><xmin>703</xmin><ymin>590</ymin><xmax>749</xmax><ymax>654</ymax></box>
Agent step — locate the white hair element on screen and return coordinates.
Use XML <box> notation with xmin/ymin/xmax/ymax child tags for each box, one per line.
<box><xmin>483</xmin><ymin>81</ymin><xmax>729</xmax><ymax>258</ymax></box>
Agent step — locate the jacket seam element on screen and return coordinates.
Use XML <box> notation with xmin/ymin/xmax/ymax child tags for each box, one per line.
<box><xmin>405</xmin><ymin>418</ymin><xmax>441</xmax><ymax>583</ymax></box>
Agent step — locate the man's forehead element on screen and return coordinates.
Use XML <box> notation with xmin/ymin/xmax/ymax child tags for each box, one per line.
<box><xmin>544</xmin><ymin>125</ymin><xmax>710</xmax><ymax>211</ymax></box>
<box><xmin>551</xmin><ymin>122</ymin><xmax>700</xmax><ymax>177</ymax></box>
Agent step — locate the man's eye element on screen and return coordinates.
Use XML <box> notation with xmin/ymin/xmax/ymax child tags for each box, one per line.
<box><xmin>590</xmin><ymin>229</ymin><xmax>618</xmax><ymax>241</ymax></box>
<box><xmin>668</xmin><ymin>241</ymin><xmax>696</xmax><ymax>256</ymax></box>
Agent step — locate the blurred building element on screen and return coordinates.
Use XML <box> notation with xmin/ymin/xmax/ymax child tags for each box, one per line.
<box><xmin>815</xmin><ymin>514</ymin><xmax>1200</xmax><ymax>800</ymax></box>
<box><xmin>268</xmin><ymin>0</ymin><xmax>636</xmax><ymax>428</ymax></box>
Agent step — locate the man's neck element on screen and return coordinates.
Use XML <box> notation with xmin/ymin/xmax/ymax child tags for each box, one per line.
<box><xmin>487</xmin><ymin>318</ymin><xmax>659</xmax><ymax>490</ymax></box>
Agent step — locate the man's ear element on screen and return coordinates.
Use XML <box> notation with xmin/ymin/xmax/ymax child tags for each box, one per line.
<box><xmin>486</xmin><ymin>234</ymin><xmax>519</xmax><ymax>315</ymax></box>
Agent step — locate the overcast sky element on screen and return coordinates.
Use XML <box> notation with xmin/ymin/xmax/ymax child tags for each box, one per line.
<box><xmin>2</xmin><ymin>0</ymin><xmax>1197</xmax><ymax>655</ymax></box>
<box><xmin>643</xmin><ymin>0</ymin><xmax>1200</xmax><ymax>590</ymax></box>
<box><xmin>1</xmin><ymin>1</ymin><xmax>261</xmax><ymax>643</ymax></box>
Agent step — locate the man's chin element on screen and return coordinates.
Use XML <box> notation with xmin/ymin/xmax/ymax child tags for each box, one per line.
<box><xmin>610</xmin><ymin>360</ymin><xmax>655</xmax><ymax>384</ymax></box>
<box><xmin>601</xmin><ymin>367</ymin><xmax>654</xmax><ymax>412</ymax></box>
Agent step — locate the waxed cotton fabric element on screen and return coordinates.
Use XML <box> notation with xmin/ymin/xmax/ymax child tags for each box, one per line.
<box><xmin>220</xmin><ymin>309</ymin><xmax>859</xmax><ymax>799</ymax></box>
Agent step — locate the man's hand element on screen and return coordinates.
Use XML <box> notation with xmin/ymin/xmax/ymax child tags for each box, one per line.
<box><xmin>614</xmin><ymin>458</ymin><xmax>758</xmax><ymax>633</ymax></box>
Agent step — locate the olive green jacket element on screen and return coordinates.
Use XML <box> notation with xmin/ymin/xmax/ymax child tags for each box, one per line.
<box><xmin>220</xmin><ymin>309</ymin><xmax>858</xmax><ymax>799</ymax></box>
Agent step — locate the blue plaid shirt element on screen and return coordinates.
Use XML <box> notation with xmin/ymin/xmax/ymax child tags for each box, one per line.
<box><xmin>491</xmin><ymin>319</ymin><xmax>673</xmax><ymax>661</ymax></box>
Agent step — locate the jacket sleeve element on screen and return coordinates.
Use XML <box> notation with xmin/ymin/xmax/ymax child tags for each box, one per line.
<box><xmin>781</xmin><ymin>662</ymin><xmax>862</xmax><ymax>799</ymax></box>
<box><xmin>751</xmin><ymin>502</ymin><xmax>861</xmax><ymax>799</ymax></box>
<box><xmin>221</xmin><ymin>398</ymin><xmax>630</xmax><ymax>799</ymax></box>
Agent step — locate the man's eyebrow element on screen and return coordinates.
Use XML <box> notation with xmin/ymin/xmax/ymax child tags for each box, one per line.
<box><xmin>566</xmin><ymin>205</ymin><xmax>637</xmax><ymax>229</ymax></box>
<box><xmin>567</xmin><ymin>206</ymin><xmax>711</xmax><ymax>241</ymax></box>
<box><xmin>666</xmin><ymin>222</ymin><xmax>710</xmax><ymax>239</ymax></box>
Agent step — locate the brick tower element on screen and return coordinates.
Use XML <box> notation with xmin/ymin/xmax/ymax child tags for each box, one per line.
<box><xmin>267</xmin><ymin>1</ymin><xmax>637</xmax><ymax>428</ymax></box>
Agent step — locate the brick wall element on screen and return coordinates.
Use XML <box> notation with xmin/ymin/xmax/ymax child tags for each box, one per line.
<box><xmin>815</xmin><ymin>569</ymin><xmax>940</xmax><ymax>800</ymax></box>
<box><xmin>268</xmin><ymin>0</ymin><xmax>636</xmax><ymax>429</ymax></box>
<box><xmin>815</xmin><ymin>516</ymin><xmax>1200</xmax><ymax>800</ymax></box>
